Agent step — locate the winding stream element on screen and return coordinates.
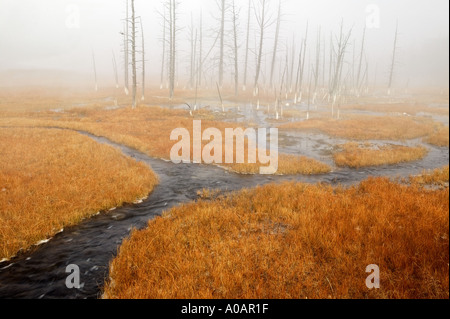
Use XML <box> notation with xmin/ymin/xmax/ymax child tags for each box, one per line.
<box><xmin>0</xmin><ymin>130</ymin><xmax>448</xmax><ymax>299</ymax></box>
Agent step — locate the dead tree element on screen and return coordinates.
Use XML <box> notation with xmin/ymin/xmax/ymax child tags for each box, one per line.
<box><xmin>159</xmin><ymin>5</ymin><xmax>166</xmax><ymax>89</ymax></box>
<box><xmin>313</xmin><ymin>27</ymin><xmax>321</xmax><ymax>104</ymax></box>
<box><xmin>92</xmin><ymin>50</ymin><xmax>98</xmax><ymax>92</ymax></box>
<box><xmin>269</xmin><ymin>0</ymin><xmax>281</xmax><ymax>89</ymax></box>
<box><xmin>188</xmin><ymin>13</ymin><xmax>197</xmax><ymax>89</ymax></box>
<box><xmin>198</xmin><ymin>11</ymin><xmax>203</xmax><ymax>87</ymax></box>
<box><xmin>112</xmin><ymin>51</ymin><xmax>119</xmax><ymax>89</ymax></box>
<box><xmin>254</xmin><ymin>0</ymin><xmax>274</xmax><ymax>93</ymax></box>
<box><xmin>355</xmin><ymin>26</ymin><xmax>366</xmax><ymax>96</ymax></box>
<box><xmin>329</xmin><ymin>21</ymin><xmax>352</xmax><ymax>115</ymax></box>
<box><xmin>295</xmin><ymin>22</ymin><xmax>308</xmax><ymax>103</ymax></box>
<box><xmin>388</xmin><ymin>21</ymin><xmax>399</xmax><ymax>95</ymax></box>
<box><xmin>124</xmin><ymin>0</ymin><xmax>129</xmax><ymax>95</ymax></box>
<box><xmin>289</xmin><ymin>35</ymin><xmax>296</xmax><ymax>93</ymax></box>
<box><xmin>231</xmin><ymin>0</ymin><xmax>240</xmax><ymax>97</ymax></box>
<box><xmin>130</xmin><ymin>0</ymin><xmax>137</xmax><ymax>109</ymax></box>
<box><xmin>216</xmin><ymin>0</ymin><xmax>227</xmax><ymax>88</ymax></box>
<box><xmin>139</xmin><ymin>17</ymin><xmax>146</xmax><ymax>101</ymax></box>
<box><xmin>242</xmin><ymin>0</ymin><xmax>251</xmax><ymax>91</ymax></box>
<box><xmin>168</xmin><ymin>0</ymin><xmax>178</xmax><ymax>99</ymax></box>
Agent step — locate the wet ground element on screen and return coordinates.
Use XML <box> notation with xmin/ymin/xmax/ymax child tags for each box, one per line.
<box><xmin>0</xmin><ymin>101</ymin><xmax>448</xmax><ymax>299</ymax></box>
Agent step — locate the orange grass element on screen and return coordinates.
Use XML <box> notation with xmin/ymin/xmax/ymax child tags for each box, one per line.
<box><xmin>410</xmin><ymin>166</ymin><xmax>449</xmax><ymax>187</ymax></box>
<box><xmin>103</xmin><ymin>178</ymin><xmax>449</xmax><ymax>299</ymax></box>
<box><xmin>333</xmin><ymin>142</ymin><xmax>429</xmax><ymax>168</ymax></box>
<box><xmin>0</xmin><ymin>106</ymin><xmax>331</xmax><ymax>175</ymax></box>
<box><xmin>424</xmin><ymin>127</ymin><xmax>449</xmax><ymax>147</ymax></box>
<box><xmin>280</xmin><ymin>115</ymin><xmax>440</xmax><ymax>141</ymax></box>
<box><xmin>0</xmin><ymin>128</ymin><xmax>158</xmax><ymax>260</ymax></box>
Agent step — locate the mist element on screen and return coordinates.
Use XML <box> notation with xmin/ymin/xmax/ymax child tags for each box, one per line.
<box><xmin>0</xmin><ymin>0</ymin><xmax>448</xmax><ymax>88</ymax></box>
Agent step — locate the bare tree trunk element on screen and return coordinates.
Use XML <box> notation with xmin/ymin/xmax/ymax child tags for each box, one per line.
<box><xmin>243</xmin><ymin>0</ymin><xmax>251</xmax><ymax>91</ymax></box>
<box><xmin>160</xmin><ymin>6</ymin><xmax>166</xmax><ymax>89</ymax></box>
<box><xmin>131</xmin><ymin>0</ymin><xmax>137</xmax><ymax>109</ymax></box>
<box><xmin>254</xmin><ymin>0</ymin><xmax>269</xmax><ymax>92</ymax></box>
<box><xmin>139</xmin><ymin>17</ymin><xmax>145</xmax><ymax>101</ymax></box>
<box><xmin>218</xmin><ymin>0</ymin><xmax>226</xmax><ymax>87</ymax></box>
<box><xmin>124</xmin><ymin>0</ymin><xmax>129</xmax><ymax>95</ymax></box>
<box><xmin>92</xmin><ymin>50</ymin><xmax>98</xmax><ymax>92</ymax></box>
<box><xmin>297</xmin><ymin>22</ymin><xmax>309</xmax><ymax>103</ymax></box>
<box><xmin>289</xmin><ymin>35</ymin><xmax>295</xmax><ymax>93</ymax></box>
<box><xmin>294</xmin><ymin>42</ymin><xmax>302</xmax><ymax>104</ymax></box>
<box><xmin>330</xmin><ymin>21</ymin><xmax>352</xmax><ymax>102</ymax></box>
<box><xmin>168</xmin><ymin>0</ymin><xmax>177</xmax><ymax>99</ymax></box>
<box><xmin>112</xmin><ymin>51</ymin><xmax>119</xmax><ymax>89</ymax></box>
<box><xmin>198</xmin><ymin>11</ymin><xmax>203</xmax><ymax>87</ymax></box>
<box><xmin>356</xmin><ymin>26</ymin><xmax>366</xmax><ymax>95</ymax></box>
<box><xmin>189</xmin><ymin>13</ymin><xmax>196</xmax><ymax>89</ymax></box>
<box><xmin>269</xmin><ymin>0</ymin><xmax>281</xmax><ymax>89</ymax></box>
<box><xmin>231</xmin><ymin>0</ymin><xmax>239</xmax><ymax>97</ymax></box>
<box><xmin>313</xmin><ymin>27</ymin><xmax>321</xmax><ymax>104</ymax></box>
<box><xmin>388</xmin><ymin>21</ymin><xmax>398</xmax><ymax>95</ymax></box>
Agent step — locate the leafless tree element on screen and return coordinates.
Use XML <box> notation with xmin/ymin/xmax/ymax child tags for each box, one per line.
<box><xmin>329</xmin><ymin>21</ymin><xmax>352</xmax><ymax>115</ymax></box>
<box><xmin>159</xmin><ymin>5</ymin><xmax>166</xmax><ymax>89</ymax></box>
<box><xmin>242</xmin><ymin>0</ymin><xmax>252</xmax><ymax>91</ymax></box>
<box><xmin>231</xmin><ymin>0</ymin><xmax>240</xmax><ymax>97</ymax></box>
<box><xmin>130</xmin><ymin>0</ymin><xmax>137</xmax><ymax>109</ymax></box>
<box><xmin>112</xmin><ymin>51</ymin><xmax>119</xmax><ymax>89</ymax></box>
<box><xmin>124</xmin><ymin>0</ymin><xmax>129</xmax><ymax>95</ymax></box>
<box><xmin>269</xmin><ymin>0</ymin><xmax>281</xmax><ymax>89</ymax></box>
<box><xmin>254</xmin><ymin>0</ymin><xmax>274</xmax><ymax>93</ymax></box>
<box><xmin>355</xmin><ymin>26</ymin><xmax>366</xmax><ymax>96</ymax></box>
<box><xmin>313</xmin><ymin>27</ymin><xmax>321</xmax><ymax>104</ymax></box>
<box><xmin>139</xmin><ymin>16</ymin><xmax>146</xmax><ymax>101</ymax></box>
<box><xmin>388</xmin><ymin>21</ymin><xmax>399</xmax><ymax>95</ymax></box>
<box><xmin>92</xmin><ymin>50</ymin><xmax>98</xmax><ymax>92</ymax></box>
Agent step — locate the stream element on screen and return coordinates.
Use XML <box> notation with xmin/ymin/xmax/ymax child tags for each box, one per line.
<box><xmin>0</xmin><ymin>130</ymin><xmax>448</xmax><ymax>299</ymax></box>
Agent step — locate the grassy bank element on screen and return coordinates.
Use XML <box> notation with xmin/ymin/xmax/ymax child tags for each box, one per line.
<box><xmin>0</xmin><ymin>127</ymin><xmax>158</xmax><ymax>260</ymax></box>
<box><xmin>103</xmin><ymin>177</ymin><xmax>449</xmax><ymax>299</ymax></box>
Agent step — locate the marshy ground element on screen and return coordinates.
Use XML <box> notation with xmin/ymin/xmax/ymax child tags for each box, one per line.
<box><xmin>0</xmin><ymin>87</ymin><xmax>448</xmax><ymax>299</ymax></box>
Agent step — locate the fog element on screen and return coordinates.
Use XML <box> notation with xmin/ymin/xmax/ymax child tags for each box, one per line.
<box><xmin>0</xmin><ymin>0</ymin><xmax>448</xmax><ymax>88</ymax></box>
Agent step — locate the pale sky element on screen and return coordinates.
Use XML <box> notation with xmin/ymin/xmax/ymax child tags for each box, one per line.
<box><xmin>0</xmin><ymin>0</ymin><xmax>448</xmax><ymax>87</ymax></box>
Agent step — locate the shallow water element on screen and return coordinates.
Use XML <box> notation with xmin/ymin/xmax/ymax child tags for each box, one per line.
<box><xmin>0</xmin><ymin>127</ymin><xmax>448</xmax><ymax>299</ymax></box>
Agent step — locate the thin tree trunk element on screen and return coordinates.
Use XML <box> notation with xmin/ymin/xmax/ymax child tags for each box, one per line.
<box><xmin>92</xmin><ymin>50</ymin><xmax>98</xmax><ymax>92</ymax></box>
<box><xmin>232</xmin><ymin>0</ymin><xmax>239</xmax><ymax>97</ymax></box>
<box><xmin>139</xmin><ymin>17</ymin><xmax>145</xmax><ymax>101</ymax></box>
<box><xmin>243</xmin><ymin>0</ymin><xmax>251</xmax><ymax>91</ymax></box>
<box><xmin>112</xmin><ymin>51</ymin><xmax>119</xmax><ymax>89</ymax></box>
<box><xmin>269</xmin><ymin>1</ymin><xmax>281</xmax><ymax>88</ymax></box>
<box><xmin>219</xmin><ymin>0</ymin><xmax>226</xmax><ymax>87</ymax></box>
<box><xmin>388</xmin><ymin>21</ymin><xmax>398</xmax><ymax>95</ymax></box>
<box><xmin>356</xmin><ymin>26</ymin><xmax>366</xmax><ymax>95</ymax></box>
<box><xmin>254</xmin><ymin>0</ymin><xmax>268</xmax><ymax>92</ymax></box>
<box><xmin>131</xmin><ymin>0</ymin><xmax>137</xmax><ymax>109</ymax></box>
<box><xmin>124</xmin><ymin>0</ymin><xmax>129</xmax><ymax>95</ymax></box>
<box><xmin>160</xmin><ymin>6</ymin><xmax>166</xmax><ymax>89</ymax></box>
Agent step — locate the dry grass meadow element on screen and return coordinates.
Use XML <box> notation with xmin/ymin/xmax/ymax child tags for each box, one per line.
<box><xmin>0</xmin><ymin>106</ymin><xmax>332</xmax><ymax>175</ymax></box>
<box><xmin>333</xmin><ymin>142</ymin><xmax>429</xmax><ymax>168</ymax></box>
<box><xmin>410</xmin><ymin>165</ymin><xmax>449</xmax><ymax>187</ymax></box>
<box><xmin>0</xmin><ymin>88</ymin><xmax>448</xmax><ymax>300</ymax></box>
<box><xmin>103</xmin><ymin>177</ymin><xmax>449</xmax><ymax>299</ymax></box>
<box><xmin>0</xmin><ymin>127</ymin><xmax>158</xmax><ymax>260</ymax></box>
<box><xmin>280</xmin><ymin>115</ymin><xmax>441</xmax><ymax>141</ymax></box>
